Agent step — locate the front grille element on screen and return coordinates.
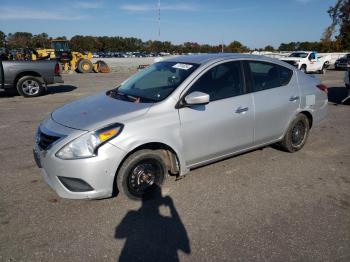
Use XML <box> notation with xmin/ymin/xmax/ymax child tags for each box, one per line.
<box><xmin>38</xmin><ymin>131</ymin><xmax>61</xmax><ymax>151</ymax></box>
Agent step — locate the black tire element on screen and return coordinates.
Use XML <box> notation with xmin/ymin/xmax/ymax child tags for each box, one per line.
<box><xmin>320</xmin><ymin>64</ymin><xmax>326</xmax><ymax>74</ymax></box>
<box><xmin>16</xmin><ymin>76</ymin><xmax>44</xmax><ymax>97</ymax></box>
<box><xmin>279</xmin><ymin>114</ymin><xmax>310</xmax><ymax>153</ymax></box>
<box><xmin>300</xmin><ymin>65</ymin><xmax>307</xmax><ymax>73</ymax></box>
<box><xmin>77</xmin><ymin>59</ymin><xmax>93</xmax><ymax>73</ymax></box>
<box><xmin>346</xmin><ymin>84</ymin><xmax>350</xmax><ymax>90</ymax></box>
<box><xmin>116</xmin><ymin>150</ymin><xmax>168</xmax><ymax>200</ymax></box>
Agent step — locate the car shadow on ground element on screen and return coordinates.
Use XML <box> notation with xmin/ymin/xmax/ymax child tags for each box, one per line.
<box><xmin>46</xmin><ymin>85</ymin><xmax>77</xmax><ymax>94</ymax></box>
<box><xmin>0</xmin><ymin>85</ymin><xmax>77</xmax><ymax>98</ymax></box>
<box><xmin>328</xmin><ymin>86</ymin><xmax>350</xmax><ymax>104</ymax></box>
<box><xmin>115</xmin><ymin>185</ymin><xmax>191</xmax><ymax>262</ymax></box>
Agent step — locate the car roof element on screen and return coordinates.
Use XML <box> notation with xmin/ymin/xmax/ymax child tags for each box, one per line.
<box><xmin>165</xmin><ymin>53</ymin><xmax>282</xmax><ymax>66</ymax></box>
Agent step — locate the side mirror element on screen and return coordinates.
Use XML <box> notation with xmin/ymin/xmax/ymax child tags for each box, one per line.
<box><xmin>184</xmin><ymin>91</ymin><xmax>210</xmax><ymax>106</ymax></box>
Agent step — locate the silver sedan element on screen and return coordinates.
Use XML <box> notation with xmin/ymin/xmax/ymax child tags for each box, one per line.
<box><xmin>34</xmin><ymin>54</ymin><xmax>328</xmax><ymax>200</ymax></box>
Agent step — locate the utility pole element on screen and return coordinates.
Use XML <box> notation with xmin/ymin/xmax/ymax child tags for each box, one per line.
<box><xmin>221</xmin><ymin>34</ymin><xmax>224</xmax><ymax>53</ymax></box>
<box><xmin>158</xmin><ymin>0</ymin><xmax>161</xmax><ymax>40</ymax></box>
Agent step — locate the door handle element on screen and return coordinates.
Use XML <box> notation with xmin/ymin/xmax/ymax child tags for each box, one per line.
<box><xmin>289</xmin><ymin>96</ymin><xmax>300</xmax><ymax>102</ymax></box>
<box><xmin>235</xmin><ymin>107</ymin><xmax>249</xmax><ymax>114</ymax></box>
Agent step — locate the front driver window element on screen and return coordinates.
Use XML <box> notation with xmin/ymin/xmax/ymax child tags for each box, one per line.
<box><xmin>309</xmin><ymin>53</ymin><xmax>316</xmax><ymax>60</ymax></box>
<box><xmin>188</xmin><ymin>61</ymin><xmax>244</xmax><ymax>101</ymax></box>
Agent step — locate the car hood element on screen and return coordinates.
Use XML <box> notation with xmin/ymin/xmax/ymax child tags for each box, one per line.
<box><xmin>51</xmin><ymin>92</ymin><xmax>153</xmax><ymax>131</ymax></box>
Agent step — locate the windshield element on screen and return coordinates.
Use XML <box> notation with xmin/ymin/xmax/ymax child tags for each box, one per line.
<box><xmin>108</xmin><ymin>61</ymin><xmax>199</xmax><ymax>103</ymax></box>
<box><xmin>52</xmin><ymin>41</ymin><xmax>70</xmax><ymax>51</ymax></box>
<box><xmin>289</xmin><ymin>52</ymin><xmax>308</xmax><ymax>58</ymax></box>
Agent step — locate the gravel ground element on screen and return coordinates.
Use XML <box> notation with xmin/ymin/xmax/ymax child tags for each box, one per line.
<box><xmin>0</xmin><ymin>66</ymin><xmax>349</xmax><ymax>262</ymax></box>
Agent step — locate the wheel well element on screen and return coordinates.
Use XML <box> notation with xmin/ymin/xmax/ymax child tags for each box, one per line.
<box><xmin>112</xmin><ymin>142</ymin><xmax>180</xmax><ymax>196</ymax></box>
<box><xmin>14</xmin><ymin>71</ymin><xmax>42</xmax><ymax>87</ymax></box>
<box><xmin>301</xmin><ymin>64</ymin><xmax>306</xmax><ymax>68</ymax></box>
<box><xmin>300</xmin><ymin>111</ymin><xmax>313</xmax><ymax>128</ymax></box>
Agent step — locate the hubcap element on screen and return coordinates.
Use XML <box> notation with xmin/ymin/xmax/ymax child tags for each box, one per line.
<box><xmin>22</xmin><ymin>80</ymin><xmax>40</xmax><ymax>95</ymax></box>
<box><xmin>128</xmin><ymin>159</ymin><xmax>162</xmax><ymax>196</ymax></box>
<box><xmin>291</xmin><ymin>121</ymin><xmax>306</xmax><ymax>147</ymax></box>
<box><xmin>82</xmin><ymin>63</ymin><xmax>90</xmax><ymax>71</ymax></box>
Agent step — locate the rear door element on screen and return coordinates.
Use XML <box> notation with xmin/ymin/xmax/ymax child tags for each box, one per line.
<box><xmin>179</xmin><ymin>61</ymin><xmax>254</xmax><ymax>166</ymax></box>
<box><xmin>244</xmin><ymin>60</ymin><xmax>300</xmax><ymax>145</ymax></box>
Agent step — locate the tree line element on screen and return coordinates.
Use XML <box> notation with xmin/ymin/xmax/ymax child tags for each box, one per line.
<box><xmin>1</xmin><ymin>0</ymin><xmax>349</xmax><ymax>53</ymax></box>
<box><xmin>0</xmin><ymin>31</ymin><xmax>251</xmax><ymax>53</ymax></box>
<box><xmin>0</xmin><ymin>31</ymin><xmax>347</xmax><ymax>54</ymax></box>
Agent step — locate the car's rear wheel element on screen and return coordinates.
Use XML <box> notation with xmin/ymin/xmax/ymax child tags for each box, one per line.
<box><xmin>16</xmin><ymin>76</ymin><xmax>44</xmax><ymax>97</ymax></box>
<box><xmin>116</xmin><ymin>150</ymin><xmax>167</xmax><ymax>200</ymax></box>
<box><xmin>300</xmin><ymin>65</ymin><xmax>307</xmax><ymax>73</ymax></box>
<box><xmin>279</xmin><ymin>114</ymin><xmax>310</xmax><ymax>153</ymax></box>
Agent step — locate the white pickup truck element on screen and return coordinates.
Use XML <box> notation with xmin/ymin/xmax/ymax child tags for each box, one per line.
<box><xmin>280</xmin><ymin>51</ymin><xmax>330</xmax><ymax>74</ymax></box>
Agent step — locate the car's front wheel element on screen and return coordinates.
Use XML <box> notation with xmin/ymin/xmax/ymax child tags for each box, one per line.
<box><xmin>116</xmin><ymin>149</ymin><xmax>167</xmax><ymax>200</ymax></box>
<box><xmin>279</xmin><ymin>114</ymin><xmax>310</xmax><ymax>153</ymax></box>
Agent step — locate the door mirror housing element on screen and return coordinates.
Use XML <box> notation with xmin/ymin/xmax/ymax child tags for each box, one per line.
<box><xmin>184</xmin><ymin>91</ymin><xmax>210</xmax><ymax>106</ymax></box>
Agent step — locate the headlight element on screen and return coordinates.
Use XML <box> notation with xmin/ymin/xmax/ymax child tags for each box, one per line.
<box><xmin>56</xmin><ymin>124</ymin><xmax>123</xmax><ymax>160</ymax></box>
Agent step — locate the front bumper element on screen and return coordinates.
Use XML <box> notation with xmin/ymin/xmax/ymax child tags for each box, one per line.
<box><xmin>34</xmin><ymin>119</ymin><xmax>127</xmax><ymax>199</ymax></box>
<box><xmin>34</xmin><ymin>142</ymin><xmax>126</xmax><ymax>199</ymax></box>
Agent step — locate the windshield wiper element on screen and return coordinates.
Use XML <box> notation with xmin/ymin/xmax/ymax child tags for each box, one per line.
<box><xmin>109</xmin><ymin>90</ymin><xmax>139</xmax><ymax>102</ymax></box>
<box><xmin>108</xmin><ymin>89</ymin><xmax>158</xmax><ymax>103</ymax></box>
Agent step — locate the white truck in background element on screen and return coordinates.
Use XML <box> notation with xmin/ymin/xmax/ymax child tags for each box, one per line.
<box><xmin>280</xmin><ymin>51</ymin><xmax>330</xmax><ymax>74</ymax></box>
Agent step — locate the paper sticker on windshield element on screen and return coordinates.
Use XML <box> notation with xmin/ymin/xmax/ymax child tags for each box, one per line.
<box><xmin>172</xmin><ymin>63</ymin><xmax>193</xmax><ymax>70</ymax></box>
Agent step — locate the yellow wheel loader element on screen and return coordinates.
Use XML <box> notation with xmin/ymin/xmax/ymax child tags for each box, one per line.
<box><xmin>33</xmin><ymin>40</ymin><xmax>110</xmax><ymax>73</ymax></box>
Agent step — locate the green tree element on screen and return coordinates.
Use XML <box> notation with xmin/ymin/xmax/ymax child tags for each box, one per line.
<box><xmin>31</xmin><ymin>33</ymin><xmax>51</xmax><ymax>48</ymax></box>
<box><xmin>323</xmin><ymin>0</ymin><xmax>350</xmax><ymax>50</ymax></box>
<box><xmin>0</xmin><ymin>31</ymin><xmax>6</xmax><ymax>48</ymax></box>
<box><xmin>7</xmin><ymin>32</ymin><xmax>33</xmax><ymax>48</ymax></box>
<box><xmin>264</xmin><ymin>45</ymin><xmax>274</xmax><ymax>52</ymax></box>
<box><xmin>278</xmin><ymin>42</ymin><xmax>299</xmax><ymax>51</ymax></box>
<box><xmin>226</xmin><ymin>41</ymin><xmax>249</xmax><ymax>53</ymax></box>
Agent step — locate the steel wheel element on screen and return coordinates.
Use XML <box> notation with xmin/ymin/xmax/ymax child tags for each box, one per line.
<box><xmin>291</xmin><ymin>121</ymin><xmax>307</xmax><ymax>147</ymax></box>
<box><xmin>22</xmin><ymin>79</ymin><xmax>40</xmax><ymax>96</ymax></box>
<box><xmin>279</xmin><ymin>114</ymin><xmax>310</xmax><ymax>153</ymax></box>
<box><xmin>127</xmin><ymin>159</ymin><xmax>163</xmax><ymax>197</ymax></box>
<box><xmin>117</xmin><ymin>149</ymin><xmax>168</xmax><ymax>200</ymax></box>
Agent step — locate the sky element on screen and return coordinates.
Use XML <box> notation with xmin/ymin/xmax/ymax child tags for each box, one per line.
<box><xmin>0</xmin><ymin>0</ymin><xmax>336</xmax><ymax>48</ymax></box>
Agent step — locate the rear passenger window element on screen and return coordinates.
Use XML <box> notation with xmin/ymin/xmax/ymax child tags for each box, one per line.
<box><xmin>280</xmin><ymin>66</ymin><xmax>293</xmax><ymax>86</ymax></box>
<box><xmin>188</xmin><ymin>61</ymin><xmax>244</xmax><ymax>101</ymax></box>
<box><xmin>247</xmin><ymin>61</ymin><xmax>293</xmax><ymax>92</ymax></box>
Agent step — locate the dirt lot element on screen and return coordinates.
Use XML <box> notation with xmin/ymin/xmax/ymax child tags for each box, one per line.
<box><xmin>0</xmin><ymin>65</ymin><xmax>349</xmax><ymax>261</ymax></box>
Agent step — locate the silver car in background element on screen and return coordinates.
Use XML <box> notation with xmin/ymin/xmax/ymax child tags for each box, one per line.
<box><xmin>33</xmin><ymin>54</ymin><xmax>328</xmax><ymax>200</ymax></box>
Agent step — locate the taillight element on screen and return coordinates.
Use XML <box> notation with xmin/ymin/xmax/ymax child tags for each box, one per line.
<box><xmin>54</xmin><ymin>63</ymin><xmax>60</xmax><ymax>75</ymax></box>
<box><xmin>317</xmin><ymin>84</ymin><xmax>328</xmax><ymax>94</ymax></box>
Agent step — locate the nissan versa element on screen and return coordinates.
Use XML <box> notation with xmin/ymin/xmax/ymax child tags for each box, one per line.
<box><xmin>33</xmin><ymin>54</ymin><xmax>328</xmax><ymax>200</ymax></box>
